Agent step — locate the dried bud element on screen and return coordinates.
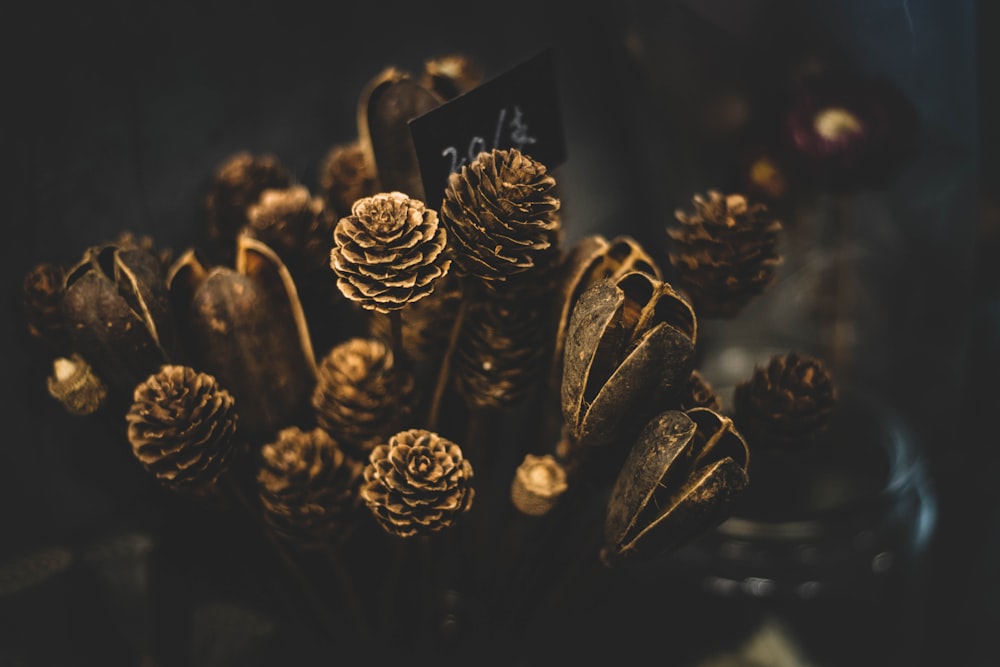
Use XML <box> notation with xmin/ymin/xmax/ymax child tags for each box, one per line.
<box><xmin>312</xmin><ymin>337</ymin><xmax>416</xmax><ymax>459</ymax></box>
<box><xmin>330</xmin><ymin>191</ymin><xmax>451</xmax><ymax>313</ymax></box>
<box><xmin>23</xmin><ymin>262</ymin><xmax>69</xmax><ymax>352</ymax></box>
<box><xmin>602</xmin><ymin>408</ymin><xmax>750</xmax><ymax>566</ymax></box>
<box><xmin>203</xmin><ymin>152</ymin><xmax>293</xmax><ymax>262</ymax></box>
<box><xmin>126</xmin><ymin>365</ymin><xmax>239</xmax><ymax>494</ymax></box>
<box><xmin>47</xmin><ymin>354</ymin><xmax>108</xmax><ymax>416</ymax></box>
<box><xmin>561</xmin><ymin>271</ymin><xmax>697</xmax><ymax>448</ymax></box>
<box><xmin>258</xmin><ymin>426</ymin><xmax>364</xmax><ymax>549</ymax></box>
<box><xmin>421</xmin><ymin>53</ymin><xmax>484</xmax><ymax>100</ymax></box>
<box><xmin>318</xmin><ymin>140</ymin><xmax>379</xmax><ymax>218</ymax></box>
<box><xmin>732</xmin><ymin>351</ymin><xmax>838</xmax><ymax>450</ymax></box>
<box><xmin>440</xmin><ymin>148</ymin><xmax>561</xmax><ymax>285</ymax></box>
<box><xmin>62</xmin><ymin>243</ymin><xmax>180</xmax><ymax>394</ymax></box>
<box><xmin>510</xmin><ymin>454</ymin><xmax>568</xmax><ymax>517</ymax></box>
<box><xmin>668</xmin><ymin>190</ymin><xmax>783</xmax><ymax>319</ymax></box>
<box><xmin>361</xmin><ymin>429</ymin><xmax>475</xmax><ymax>538</ymax></box>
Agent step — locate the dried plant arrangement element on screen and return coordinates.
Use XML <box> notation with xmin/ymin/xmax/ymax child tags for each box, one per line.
<box><xmin>18</xmin><ymin>50</ymin><xmax>920</xmax><ymax>663</ymax></box>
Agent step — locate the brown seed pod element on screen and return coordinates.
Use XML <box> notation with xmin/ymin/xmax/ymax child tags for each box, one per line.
<box><xmin>167</xmin><ymin>235</ymin><xmax>316</xmax><ymax>441</ymax></box>
<box><xmin>561</xmin><ymin>271</ymin><xmax>697</xmax><ymax>448</ymax></box>
<box><xmin>46</xmin><ymin>354</ymin><xmax>108</xmax><ymax>416</ymax></box>
<box><xmin>601</xmin><ymin>407</ymin><xmax>750</xmax><ymax>566</ymax></box>
<box><xmin>510</xmin><ymin>453</ymin><xmax>568</xmax><ymax>517</ymax></box>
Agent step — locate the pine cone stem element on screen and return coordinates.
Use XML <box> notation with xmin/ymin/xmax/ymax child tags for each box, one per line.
<box><xmin>426</xmin><ymin>294</ymin><xmax>468</xmax><ymax>431</ymax></box>
<box><xmin>390</xmin><ymin>309</ymin><xmax>405</xmax><ymax>397</ymax></box>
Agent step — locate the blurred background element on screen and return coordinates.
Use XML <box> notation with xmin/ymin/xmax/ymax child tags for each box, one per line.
<box><xmin>1</xmin><ymin>1</ymin><xmax>993</xmax><ymax>665</ymax></box>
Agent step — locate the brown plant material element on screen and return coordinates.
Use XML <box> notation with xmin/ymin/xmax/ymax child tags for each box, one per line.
<box><xmin>440</xmin><ymin>148</ymin><xmax>561</xmax><ymax>285</ymax></box>
<box><xmin>23</xmin><ymin>262</ymin><xmax>68</xmax><ymax>351</ymax></box>
<box><xmin>510</xmin><ymin>454</ymin><xmax>568</xmax><ymax>517</ymax></box>
<box><xmin>203</xmin><ymin>152</ymin><xmax>293</xmax><ymax>261</ymax></box>
<box><xmin>47</xmin><ymin>354</ymin><xmax>108</xmax><ymax>416</ymax></box>
<box><xmin>602</xmin><ymin>407</ymin><xmax>749</xmax><ymax>566</ymax></box>
<box><xmin>732</xmin><ymin>351</ymin><xmax>838</xmax><ymax>450</ymax></box>
<box><xmin>421</xmin><ymin>53</ymin><xmax>484</xmax><ymax>100</ymax></box>
<box><xmin>258</xmin><ymin>426</ymin><xmax>364</xmax><ymax>549</ymax></box>
<box><xmin>312</xmin><ymin>337</ymin><xmax>416</xmax><ymax>459</ymax></box>
<box><xmin>245</xmin><ymin>184</ymin><xmax>331</xmax><ymax>272</ymax></box>
<box><xmin>114</xmin><ymin>230</ymin><xmax>175</xmax><ymax>273</ymax></box>
<box><xmin>367</xmin><ymin>272</ymin><xmax>463</xmax><ymax>364</ymax></box>
<box><xmin>330</xmin><ymin>191</ymin><xmax>451</xmax><ymax>313</ymax></box>
<box><xmin>360</xmin><ymin>429</ymin><xmax>474</xmax><ymax>538</ymax></box>
<box><xmin>126</xmin><ymin>364</ymin><xmax>239</xmax><ymax>494</ymax></box>
<box><xmin>318</xmin><ymin>140</ymin><xmax>379</xmax><ymax>219</ymax></box>
<box><xmin>668</xmin><ymin>190</ymin><xmax>782</xmax><ymax>319</ymax></box>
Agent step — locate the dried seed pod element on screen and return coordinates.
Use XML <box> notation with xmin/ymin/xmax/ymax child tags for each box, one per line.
<box><xmin>667</xmin><ymin>190</ymin><xmax>782</xmax><ymax>319</ymax></box>
<box><xmin>561</xmin><ymin>271</ymin><xmax>697</xmax><ymax>448</ymax></box>
<box><xmin>312</xmin><ymin>337</ymin><xmax>416</xmax><ymax>459</ymax></box>
<box><xmin>126</xmin><ymin>365</ymin><xmax>239</xmax><ymax>494</ymax></box>
<box><xmin>330</xmin><ymin>191</ymin><xmax>451</xmax><ymax>313</ymax></box>
<box><xmin>47</xmin><ymin>354</ymin><xmax>108</xmax><ymax>416</ymax></box>
<box><xmin>257</xmin><ymin>426</ymin><xmax>364</xmax><ymax>549</ymax></box>
<box><xmin>602</xmin><ymin>407</ymin><xmax>750</xmax><ymax>566</ymax></box>
<box><xmin>440</xmin><ymin>148</ymin><xmax>561</xmax><ymax>285</ymax></box>
<box><xmin>203</xmin><ymin>152</ymin><xmax>293</xmax><ymax>263</ymax></box>
<box><xmin>421</xmin><ymin>53</ymin><xmax>484</xmax><ymax>100</ymax></box>
<box><xmin>357</xmin><ymin>67</ymin><xmax>443</xmax><ymax>200</ymax></box>
<box><xmin>318</xmin><ymin>139</ymin><xmax>379</xmax><ymax>218</ymax></box>
<box><xmin>510</xmin><ymin>454</ymin><xmax>568</xmax><ymax>517</ymax></box>
<box><xmin>61</xmin><ymin>243</ymin><xmax>180</xmax><ymax>395</ymax></box>
<box><xmin>361</xmin><ymin>429</ymin><xmax>475</xmax><ymax>538</ymax></box>
<box><xmin>23</xmin><ymin>261</ymin><xmax>69</xmax><ymax>352</ymax></box>
<box><xmin>167</xmin><ymin>235</ymin><xmax>317</xmax><ymax>441</ymax></box>
<box><xmin>732</xmin><ymin>351</ymin><xmax>838</xmax><ymax>450</ymax></box>
<box><xmin>114</xmin><ymin>230</ymin><xmax>174</xmax><ymax>274</ymax></box>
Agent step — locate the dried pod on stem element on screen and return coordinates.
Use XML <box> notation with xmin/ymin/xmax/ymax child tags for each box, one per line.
<box><xmin>510</xmin><ymin>454</ymin><xmax>568</xmax><ymax>517</ymax></box>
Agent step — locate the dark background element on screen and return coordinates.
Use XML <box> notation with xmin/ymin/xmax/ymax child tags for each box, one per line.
<box><xmin>1</xmin><ymin>1</ymin><xmax>994</xmax><ymax>665</ymax></box>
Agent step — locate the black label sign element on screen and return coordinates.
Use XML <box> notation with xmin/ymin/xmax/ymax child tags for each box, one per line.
<box><xmin>409</xmin><ymin>48</ymin><xmax>567</xmax><ymax>207</ymax></box>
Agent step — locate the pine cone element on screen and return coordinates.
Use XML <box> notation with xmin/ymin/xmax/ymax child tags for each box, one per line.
<box><xmin>668</xmin><ymin>190</ymin><xmax>782</xmax><ymax>319</ymax></box>
<box><xmin>126</xmin><ymin>365</ymin><xmax>239</xmax><ymax>493</ymax></box>
<box><xmin>245</xmin><ymin>184</ymin><xmax>330</xmax><ymax>270</ymax></box>
<box><xmin>312</xmin><ymin>337</ymin><xmax>416</xmax><ymax>459</ymax></box>
<box><xmin>23</xmin><ymin>262</ymin><xmax>68</xmax><ymax>352</ymax></box>
<box><xmin>440</xmin><ymin>148</ymin><xmax>561</xmax><ymax>285</ymax></box>
<box><xmin>732</xmin><ymin>352</ymin><xmax>838</xmax><ymax>449</ymax></box>
<box><xmin>204</xmin><ymin>152</ymin><xmax>293</xmax><ymax>262</ymax></box>
<box><xmin>318</xmin><ymin>140</ymin><xmax>378</xmax><ymax>219</ymax></box>
<box><xmin>257</xmin><ymin>426</ymin><xmax>363</xmax><ymax>549</ymax></box>
<box><xmin>330</xmin><ymin>191</ymin><xmax>451</xmax><ymax>313</ymax></box>
<box><xmin>361</xmin><ymin>429</ymin><xmax>475</xmax><ymax>538</ymax></box>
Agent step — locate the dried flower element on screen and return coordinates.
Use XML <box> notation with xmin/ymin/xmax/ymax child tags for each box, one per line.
<box><xmin>126</xmin><ymin>365</ymin><xmax>239</xmax><ymax>494</ymax></box>
<box><xmin>561</xmin><ymin>271</ymin><xmax>697</xmax><ymax>448</ymax></box>
<box><xmin>361</xmin><ymin>429</ymin><xmax>474</xmax><ymax>538</ymax></box>
<box><xmin>46</xmin><ymin>354</ymin><xmax>108</xmax><ymax>416</ymax></box>
<box><xmin>510</xmin><ymin>454</ymin><xmax>568</xmax><ymax>517</ymax></box>
<box><xmin>732</xmin><ymin>351</ymin><xmax>838</xmax><ymax>450</ymax></box>
<box><xmin>330</xmin><ymin>191</ymin><xmax>451</xmax><ymax>313</ymax></box>
<box><xmin>668</xmin><ymin>190</ymin><xmax>783</xmax><ymax>319</ymax></box>
<box><xmin>318</xmin><ymin>140</ymin><xmax>379</xmax><ymax>218</ymax></box>
<box><xmin>440</xmin><ymin>148</ymin><xmax>561</xmax><ymax>285</ymax></box>
<box><xmin>602</xmin><ymin>407</ymin><xmax>750</xmax><ymax>566</ymax></box>
<box><xmin>258</xmin><ymin>426</ymin><xmax>364</xmax><ymax>549</ymax></box>
<box><xmin>312</xmin><ymin>337</ymin><xmax>416</xmax><ymax>459</ymax></box>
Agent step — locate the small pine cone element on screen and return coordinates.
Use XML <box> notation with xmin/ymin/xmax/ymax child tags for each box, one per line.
<box><xmin>368</xmin><ymin>272</ymin><xmax>463</xmax><ymax>363</ymax></box>
<box><xmin>440</xmin><ymin>148</ymin><xmax>561</xmax><ymax>285</ymax></box>
<box><xmin>453</xmin><ymin>295</ymin><xmax>546</xmax><ymax>410</ymax></box>
<box><xmin>330</xmin><ymin>191</ymin><xmax>451</xmax><ymax>313</ymax></box>
<box><xmin>318</xmin><ymin>140</ymin><xmax>379</xmax><ymax>217</ymax></box>
<box><xmin>732</xmin><ymin>352</ymin><xmax>838</xmax><ymax>450</ymax></box>
<box><xmin>204</xmin><ymin>152</ymin><xmax>293</xmax><ymax>260</ymax></box>
<box><xmin>510</xmin><ymin>454</ymin><xmax>568</xmax><ymax>517</ymax></box>
<box><xmin>668</xmin><ymin>190</ymin><xmax>782</xmax><ymax>319</ymax></box>
<box><xmin>126</xmin><ymin>365</ymin><xmax>239</xmax><ymax>493</ymax></box>
<box><xmin>257</xmin><ymin>426</ymin><xmax>363</xmax><ymax>549</ymax></box>
<box><xmin>678</xmin><ymin>369</ymin><xmax>722</xmax><ymax>412</ymax></box>
<box><xmin>23</xmin><ymin>262</ymin><xmax>68</xmax><ymax>350</ymax></box>
<box><xmin>361</xmin><ymin>429</ymin><xmax>474</xmax><ymax>538</ymax></box>
<box><xmin>312</xmin><ymin>337</ymin><xmax>416</xmax><ymax>459</ymax></box>
<box><xmin>47</xmin><ymin>354</ymin><xmax>108</xmax><ymax>416</ymax></box>
<box><xmin>246</xmin><ymin>184</ymin><xmax>330</xmax><ymax>270</ymax></box>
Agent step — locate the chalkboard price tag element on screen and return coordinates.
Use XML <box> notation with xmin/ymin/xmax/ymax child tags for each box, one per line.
<box><xmin>409</xmin><ymin>48</ymin><xmax>567</xmax><ymax>207</ymax></box>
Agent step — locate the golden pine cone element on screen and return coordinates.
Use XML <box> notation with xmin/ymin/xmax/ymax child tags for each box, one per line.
<box><xmin>257</xmin><ymin>426</ymin><xmax>363</xmax><ymax>549</ymax></box>
<box><xmin>204</xmin><ymin>152</ymin><xmax>293</xmax><ymax>261</ymax></box>
<box><xmin>668</xmin><ymin>190</ymin><xmax>782</xmax><ymax>319</ymax></box>
<box><xmin>126</xmin><ymin>365</ymin><xmax>239</xmax><ymax>493</ymax></box>
<box><xmin>312</xmin><ymin>337</ymin><xmax>416</xmax><ymax>459</ymax></box>
<box><xmin>330</xmin><ymin>191</ymin><xmax>451</xmax><ymax>313</ymax></box>
<box><xmin>361</xmin><ymin>429</ymin><xmax>475</xmax><ymax>538</ymax></box>
<box><xmin>440</xmin><ymin>148</ymin><xmax>561</xmax><ymax>284</ymax></box>
<box><xmin>318</xmin><ymin>140</ymin><xmax>378</xmax><ymax>218</ymax></box>
<box><xmin>732</xmin><ymin>351</ymin><xmax>838</xmax><ymax>449</ymax></box>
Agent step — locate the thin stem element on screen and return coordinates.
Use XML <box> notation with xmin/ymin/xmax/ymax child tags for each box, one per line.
<box><xmin>390</xmin><ymin>309</ymin><xmax>405</xmax><ymax>397</ymax></box>
<box><xmin>427</xmin><ymin>296</ymin><xmax>468</xmax><ymax>431</ymax></box>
